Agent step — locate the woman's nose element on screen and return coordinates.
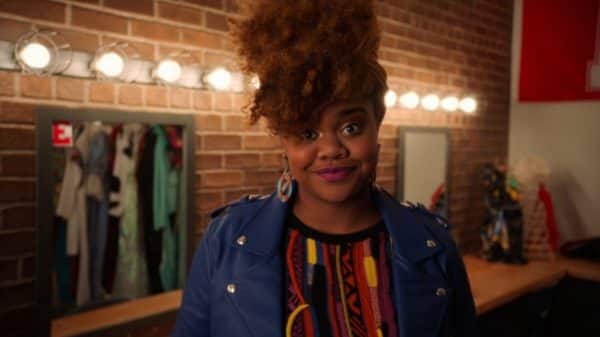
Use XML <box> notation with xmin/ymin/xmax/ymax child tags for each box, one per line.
<box><xmin>317</xmin><ymin>133</ymin><xmax>348</xmax><ymax>160</ymax></box>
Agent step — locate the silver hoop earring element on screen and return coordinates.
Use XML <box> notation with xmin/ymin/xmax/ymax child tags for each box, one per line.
<box><xmin>277</xmin><ymin>155</ymin><xmax>294</xmax><ymax>202</ymax></box>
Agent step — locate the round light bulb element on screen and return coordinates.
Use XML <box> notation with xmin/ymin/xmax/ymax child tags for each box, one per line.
<box><xmin>440</xmin><ymin>96</ymin><xmax>459</xmax><ymax>112</ymax></box>
<box><xmin>206</xmin><ymin>67</ymin><xmax>231</xmax><ymax>91</ymax></box>
<box><xmin>95</xmin><ymin>51</ymin><xmax>125</xmax><ymax>78</ymax></box>
<box><xmin>250</xmin><ymin>75</ymin><xmax>260</xmax><ymax>90</ymax></box>
<box><xmin>384</xmin><ymin>90</ymin><xmax>398</xmax><ymax>108</ymax></box>
<box><xmin>156</xmin><ymin>59</ymin><xmax>182</xmax><ymax>83</ymax></box>
<box><xmin>421</xmin><ymin>94</ymin><xmax>440</xmax><ymax>111</ymax></box>
<box><xmin>459</xmin><ymin>97</ymin><xmax>477</xmax><ymax>114</ymax></box>
<box><xmin>19</xmin><ymin>42</ymin><xmax>51</xmax><ymax>69</ymax></box>
<box><xmin>399</xmin><ymin>91</ymin><xmax>420</xmax><ymax>109</ymax></box>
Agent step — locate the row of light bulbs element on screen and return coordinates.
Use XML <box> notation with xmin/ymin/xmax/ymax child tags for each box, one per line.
<box><xmin>384</xmin><ymin>90</ymin><xmax>477</xmax><ymax>113</ymax></box>
<box><xmin>9</xmin><ymin>29</ymin><xmax>478</xmax><ymax>113</ymax></box>
<box><xmin>11</xmin><ymin>29</ymin><xmax>247</xmax><ymax>90</ymax></box>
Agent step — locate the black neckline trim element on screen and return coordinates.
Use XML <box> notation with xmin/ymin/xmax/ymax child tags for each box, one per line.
<box><xmin>287</xmin><ymin>213</ymin><xmax>385</xmax><ymax>244</ymax></box>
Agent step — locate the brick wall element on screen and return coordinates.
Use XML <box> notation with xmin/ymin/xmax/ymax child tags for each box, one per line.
<box><xmin>0</xmin><ymin>0</ymin><xmax>513</xmax><ymax>336</ymax></box>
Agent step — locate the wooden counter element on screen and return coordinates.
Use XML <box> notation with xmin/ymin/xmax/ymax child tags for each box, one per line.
<box><xmin>51</xmin><ymin>290</ymin><xmax>182</xmax><ymax>337</ymax></box>
<box><xmin>51</xmin><ymin>256</ymin><xmax>600</xmax><ymax>337</ymax></box>
<box><xmin>464</xmin><ymin>255</ymin><xmax>600</xmax><ymax>315</ymax></box>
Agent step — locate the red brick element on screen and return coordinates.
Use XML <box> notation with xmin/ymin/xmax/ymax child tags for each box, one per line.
<box><xmin>244</xmin><ymin>170</ymin><xmax>279</xmax><ymax>186</ymax></box>
<box><xmin>202</xmin><ymin>135</ymin><xmax>241</xmax><ymax>150</ymax></box>
<box><xmin>195</xmin><ymin>153</ymin><xmax>222</xmax><ymax>170</ymax></box>
<box><xmin>0</xmin><ymin>258</ymin><xmax>18</xmax><ymax>282</ymax></box>
<box><xmin>205</xmin><ymin>12</ymin><xmax>229</xmax><ymax>31</ymax></box>
<box><xmin>186</xmin><ymin>0</ymin><xmax>222</xmax><ymax>10</ymax></box>
<box><xmin>0</xmin><ymin>0</ymin><xmax>65</xmax><ymax>23</ymax></box>
<box><xmin>195</xmin><ymin>114</ymin><xmax>222</xmax><ymax>131</ymax></box>
<box><xmin>20</xmin><ymin>75</ymin><xmax>51</xmax><ymax>99</ymax></box>
<box><xmin>89</xmin><ymin>82</ymin><xmax>115</xmax><ymax>104</ymax></box>
<box><xmin>2</xmin><ymin>206</ymin><xmax>35</xmax><ymax>229</ymax></box>
<box><xmin>181</xmin><ymin>29</ymin><xmax>223</xmax><ymax>49</ymax></box>
<box><xmin>224</xmin><ymin>0</ymin><xmax>239</xmax><ymax>12</ymax></box>
<box><xmin>195</xmin><ymin>191</ymin><xmax>223</xmax><ymax>212</ymax></box>
<box><xmin>56</xmin><ymin>77</ymin><xmax>85</xmax><ymax>102</ymax></box>
<box><xmin>0</xmin><ymin>18</ymin><xmax>30</xmax><ymax>42</ymax></box>
<box><xmin>224</xmin><ymin>153</ymin><xmax>260</xmax><ymax>169</ymax></box>
<box><xmin>213</xmin><ymin>92</ymin><xmax>232</xmax><ymax>111</ymax></box>
<box><xmin>243</xmin><ymin>135</ymin><xmax>280</xmax><ymax>150</ymax></box>
<box><xmin>224</xmin><ymin>188</ymin><xmax>259</xmax><ymax>203</ymax></box>
<box><xmin>104</xmin><ymin>0</ymin><xmax>154</xmax><ymax>16</ymax></box>
<box><xmin>170</xmin><ymin>88</ymin><xmax>192</xmax><ymax>109</ymax></box>
<box><xmin>0</xmin><ymin>102</ymin><xmax>34</xmax><ymax>124</ymax></box>
<box><xmin>261</xmin><ymin>153</ymin><xmax>283</xmax><ymax>168</ymax></box>
<box><xmin>0</xmin><ymin>230</ymin><xmax>35</xmax><ymax>256</ymax></box>
<box><xmin>159</xmin><ymin>2</ymin><xmax>203</xmax><ymax>26</ymax></box>
<box><xmin>0</xmin><ymin>127</ymin><xmax>35</xmax><ymax>150</ymax></box>
<box><xmin>118</xmin><ymin>84</ymin><xmax>143</xmax><ymax>106</ymax></box>
<box><xmin>201</xmin><ymin>171</ymin><xmax>242</xmax><ymax>188</ymax></box>
<box><xmin>40</xmin><ymin>26</ymin><xmax>99</xmax><ymax>54</ymax></box>
<box><xmin>0</xmin><ymin>71</ymin><xmax>14</xmax><ymax>96</ymax></box>
<box><xmin>203</xmin><ymin>51</ymin><xmax>235</xmax><ymax>68</ymax></box>
<box><xmin>231</xmin><ymin>93</ymin><xmax>249</xmax><ymax>112</ymax></box>
<box><xmin>132</xmin><ymin>20</ymin><xmax>180</xmax><ymax>42</ymax></box>
<box><xmin>71</xmin><ymin>7</ymin><xmax>128</xmax><ymax>34</ymax></box>
<box><xmin>1</xmin><ymin>154</ymin><xmax>35</xmax><ymax>177</ymax></box>
<box><xmin>193</xmin><ymin>91</ymin><xmax>213</xmax><ymax>110</ymax></box>
<box><xmin>0</xmin><ymin>180</ymin><xmax>35</xmax><ymax>202</ymax></box>
<box><xmin>145</xmin><ymin>86</ymin><xmax>168</xmax><ymax>107</ymax></box>
<box><xmin>224</xmin><ymin>115</ymin><xmax>250</xmax><ymax>131</ymax></box>
<box><xmin>102</xmin><ymin>37</ymin><xmax>155</xmax><ymax>61</ymax></box>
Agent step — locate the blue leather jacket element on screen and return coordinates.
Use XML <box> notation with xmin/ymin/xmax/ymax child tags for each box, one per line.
<box><xmin>173</xmin><ymin>187</ymin><xmax>477</xmax><ymax>337</ymax></box>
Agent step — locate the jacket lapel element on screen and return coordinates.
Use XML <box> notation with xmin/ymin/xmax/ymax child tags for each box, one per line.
<box><xmin>373</xmin><ymin>189</ymin><xmax>450</xmax><ymax>337</ymax></box>
<box><xmin>225</xmin><ymin>193</ymin><xmax>288</xmax><ymax>337</ymax></box>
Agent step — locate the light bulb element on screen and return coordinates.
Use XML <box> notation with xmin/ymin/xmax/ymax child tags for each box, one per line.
<box><xmin>95</xmin><ymin>51</ymin><xmax>125</xmax><ymax>78</ymax></box>
<box><xmin>384</xmin><ymin>90</ymin><xmax>397</xmax><ymax>108</ymax></box>
<box><xmin>399</xmin><ymin>91</ymin><xmax>419</xmax><ymax>109</ymax></box>
<box><xmin>440</xmin><ymin>96</ymin><xmax>459</xmax><ymax>112</ymax></box>
<box><xmin>421</xmin><ymin>94</ymin><xmax>440</xmax><ymax>111</ymax></box>
<box><xmin>459</xmin><ymin>97</ymin><xmax>477</xmax><ymax>114</ymax></box>
<box><xmin>250</xmin><ymin>75</ymin><xmax>260</xmax><ymax>90</ymax></box>
<box><xmin>156</xmin><ymin>59</ymin><xmax>182</xmax><ymax>83</ymax></box>
<box><xmin>19</xmin><ymin>42</ymin><xmax>51</xmax><ymax>69</ymax></box>
<box><xmin>206</xmin><ymin>67</ymin><xmax>231</xmax><ymax>91</ymax></box>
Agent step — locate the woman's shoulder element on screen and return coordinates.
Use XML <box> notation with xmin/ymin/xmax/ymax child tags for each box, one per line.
<box><xmin>203</xmin><ymin>193</ymin><xmax>274</xmax><ymax>240</ymax></box>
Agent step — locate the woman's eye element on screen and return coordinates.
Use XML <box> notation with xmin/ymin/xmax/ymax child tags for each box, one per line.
<box><xmin>342</xmin><ymin>123</ymin><xmax>361</xmax><ymax>136</ymax></box>
<box><xmin>300</xmin><ymin>129</ymin><xmax>319</xmax><ymax>141</ymax></box>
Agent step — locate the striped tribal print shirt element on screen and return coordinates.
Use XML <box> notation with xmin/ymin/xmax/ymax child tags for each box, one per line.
<box><xmin>284</xmin><ymin>213</ymin><xmax>398</xmax><ymax>337</ymax></box>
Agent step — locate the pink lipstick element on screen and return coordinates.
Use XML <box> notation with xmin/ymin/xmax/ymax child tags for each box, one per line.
<box><xmin>316</xmin><ymin>167</ymin><xmax>355</xmax><ymax>182</ymax></box>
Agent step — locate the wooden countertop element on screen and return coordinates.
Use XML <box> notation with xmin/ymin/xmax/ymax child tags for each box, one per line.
<box><xmin>52</xmin><ymin>256</ymin><xmax>600</xmax><ymax>337</ymax></box>
<box><xmin>464</xmin><ymin>255</ymin><xmax>600</xmax><ymax>315</ymax></box>
<box><xmin>51</xmin><ymin>290</ymin><xmax>182</xmax><ymax>337</ymax></box>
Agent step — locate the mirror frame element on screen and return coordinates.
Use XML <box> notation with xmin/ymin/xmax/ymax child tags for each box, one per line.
<box><xmin>396</xmin><ymin>126</ymin><xmax>451</xmax><ymax>218</ymax></box>
<box><xmin>35</xmin><ymin>107</ymin><xmax>196</xmax><ymax>337</ymax></box>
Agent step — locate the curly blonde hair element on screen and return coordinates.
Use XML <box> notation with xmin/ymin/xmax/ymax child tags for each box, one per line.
<box><xmin>230</xmin><ymin>0</ymin><xmax>388</xmax><ymax>134</ymax></box>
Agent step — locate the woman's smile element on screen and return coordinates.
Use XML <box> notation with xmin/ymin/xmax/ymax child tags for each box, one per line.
<box><xmin>314</xmin><ymin>165</ymin><xmax>357</xmax><ymax>183</ymax></box>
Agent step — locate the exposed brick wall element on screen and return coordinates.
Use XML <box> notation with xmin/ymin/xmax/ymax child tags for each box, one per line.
<box><xmin>0</xmin><ymin>0</ymin><xmax>512</xmax><ymax>336</ymax></box>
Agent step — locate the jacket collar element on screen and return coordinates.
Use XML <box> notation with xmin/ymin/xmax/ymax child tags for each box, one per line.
<box><xmin>234</xmin><ymin>185</ymin><xmax>443</xmax><ymax>263</ymax></box>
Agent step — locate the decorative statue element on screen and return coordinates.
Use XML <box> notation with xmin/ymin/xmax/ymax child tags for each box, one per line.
<box><xmin>479</xmin><ymin>162</ymin><xmax>526</xmax><ymax>264</ymax></box>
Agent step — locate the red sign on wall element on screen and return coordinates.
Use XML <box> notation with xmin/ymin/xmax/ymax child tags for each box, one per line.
<box><xmin>52</xmin><ymin>121</ymin><xmax>73</xmax><ymax>147</ymax></box>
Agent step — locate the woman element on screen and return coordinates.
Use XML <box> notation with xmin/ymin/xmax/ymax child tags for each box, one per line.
<box><xmin>173</xmin><ymin>1</ymin><xmax>477</xmax><ymax>336</ymax></box>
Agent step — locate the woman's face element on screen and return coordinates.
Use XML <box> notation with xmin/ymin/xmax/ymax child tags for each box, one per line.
<box><xmin>280</xmin><ymin>99</ymin><xmax>380</xmax><ymax>204</ymax></box>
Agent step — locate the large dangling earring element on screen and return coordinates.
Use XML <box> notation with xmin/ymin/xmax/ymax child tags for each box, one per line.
<box><xmin>277</xmin><ymin>155</ymin><xmax>294</xmax><ymax>202</ymax></box>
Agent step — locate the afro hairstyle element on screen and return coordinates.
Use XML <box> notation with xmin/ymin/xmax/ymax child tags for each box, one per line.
<box><xmin>229</xmin><ymin>0</ymin><xmax>388</xmax><ymax>134</ymax></box>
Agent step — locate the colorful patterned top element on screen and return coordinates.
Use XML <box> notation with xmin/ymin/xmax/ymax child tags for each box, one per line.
<box><xmin>284</xmin><ymin>214</ymin><xmax>398</xmax><ymax>337</ymax></box>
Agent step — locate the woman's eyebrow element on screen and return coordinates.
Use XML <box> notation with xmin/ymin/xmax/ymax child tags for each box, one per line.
<box><xmin>339</xmin><ymin>106</ymin><xmax>366</xmax><ymax>117</ymax></box>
